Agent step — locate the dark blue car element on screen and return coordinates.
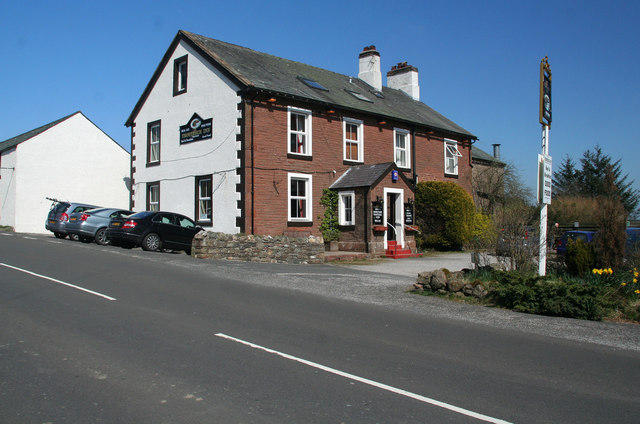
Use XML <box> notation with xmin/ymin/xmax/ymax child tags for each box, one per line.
<box><xmin>555</xmin><ymin>230</ymin><xmax>595</xmax><ymax>255</ymax></box>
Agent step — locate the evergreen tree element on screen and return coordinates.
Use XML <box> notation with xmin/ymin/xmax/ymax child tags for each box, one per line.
<box><xmin>552</xmin><ymin>146</ymin><xmax>639</xmax><ymax>215</ymax></box>
<box><xmin>552</xmin><ymin>156</ymin><xmax>580</xmax><ymax>196</ymax></box>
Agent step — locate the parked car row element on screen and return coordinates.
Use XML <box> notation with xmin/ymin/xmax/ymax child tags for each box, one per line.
<box><xmin>45</xmin><ymin>199</ymin><xmax>203</xmax><ymax>254</ymax></box>
<box><xmin>555</xmin><ymin>228</ymin><xmax>640</xmax><ymax>257</ymax></box>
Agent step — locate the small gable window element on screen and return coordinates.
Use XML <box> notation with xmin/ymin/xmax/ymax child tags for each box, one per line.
<box><xmin>147</xmin><ymin>120</ymin><xmax>161</xmax><ymax>166</ymax></box>
<box><xmin>173</xmin><ymin>55</ymin><xmax>188</xmax><ymax>96</ymax></box>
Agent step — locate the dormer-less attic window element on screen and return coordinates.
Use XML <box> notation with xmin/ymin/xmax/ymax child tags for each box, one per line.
<box><xmin>347</xmin><ymin>90</ymin><xmax>373</xmax><ymax>103</ymax></box>
<box><xmin>298</xmin><ymin>77</ymin><xmax>329</xmax><ymax>91</ymax></box>
<box><xmin>371</xmin><ymin>90</ymin><xmax>384</xmax><ymax>99</ymax></box>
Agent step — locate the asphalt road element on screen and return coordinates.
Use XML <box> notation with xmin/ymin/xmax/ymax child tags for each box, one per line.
<box><xmin>1</xmin><ymin>232</ymin><xmax>639</xmax><ymax>423</ymax></box>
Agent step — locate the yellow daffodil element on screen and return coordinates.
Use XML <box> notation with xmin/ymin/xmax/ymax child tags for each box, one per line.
<box><xmin>621</xmin><ymin>282</ymin><xmax>627</xmax><ymax>286</ymax></box>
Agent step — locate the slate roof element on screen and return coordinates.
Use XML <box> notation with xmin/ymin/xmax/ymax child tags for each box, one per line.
<box><xmin>127</xmin><ymin>30</ymin><xmax>476</xmax><ymax>140</ymax></box>
<box><xmin>330</xmin><ymin>163</ymin><xmax>396</xmax><ymax>189</ymax></box>
<box><xmin>0</xmin><ymin>112</ymin><xmax>79</xmax><ymax>153</ymax></box>
<box><xmin>472</xmin><ymin>146</ymin><xmax>505</xmax><ymax>166</ymax></box>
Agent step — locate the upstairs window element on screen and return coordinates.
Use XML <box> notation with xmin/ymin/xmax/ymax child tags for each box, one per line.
<box><xmin>444</xmin><ymin>139</ymin><xmax>462</xmax><ymax>176</ymax></box>
<box><xmin>288</xmin><ymin>107</ymin><xmax>312</xmax><ymax>156</ymax></box>
<box><xmin>339</xmin><ymin>191</ymin><xmax>355</xmax><ymax>226</ymax></box>
<box><xmin>394</xmin><ymin>129</ymin><xmax>410</xmax><ymax>169</ymax></box>
<box><xmin>147</xmin><ymin>121</ymin><xmax>161</xmax><ymax>165</ymax></box>
<box><xmin>173</xmin><ymin>55</ymin><xmax>188</xmax><ymax>96</ymax></box>
<box><xmin>288</xmin><ymin>173</ymin><xmax>312</xmax><ymax>221</ymax></box>
<box><xmin>343</xmin><ymin>118</ymin><xmax>363</xmax><ymax>163</ymax></box>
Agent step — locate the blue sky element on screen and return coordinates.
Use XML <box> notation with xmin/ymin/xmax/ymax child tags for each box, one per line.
<box><xmin>1</xmin><ymin>0</ymin><xmax>639</xmax><ymax>198</ymax></box>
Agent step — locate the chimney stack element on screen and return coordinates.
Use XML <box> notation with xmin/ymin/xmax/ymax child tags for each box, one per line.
<box><xmin>358</xmin><ymin>45</ymin><xmax>382</xmax><ymax>91</ymax></box>
<box><xmin>387</xmin><ymin>62</ymin><xmax>420</xmax><ymax>101</ymax></box>
<box><xmin>492</xmin><ymin>143</ymin><xmax>501</xmax><ymax>160</ymax></box>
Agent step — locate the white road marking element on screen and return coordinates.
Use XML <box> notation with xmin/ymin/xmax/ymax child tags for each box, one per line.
<box><xmin>215</xmin><ymin>333</ymin><xmax>512</xmax><ymax>424</ymax></box>
<box><xmin>0</xmin><ymin>263</ymin><xmax>116</xmax><ymax>301</ymax></box>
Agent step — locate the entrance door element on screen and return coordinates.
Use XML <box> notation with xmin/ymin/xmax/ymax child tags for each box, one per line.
<box><xmin>384</xmin><ymin>188</ymin><xmax>404</xmax><ymax>249</ymax></box>
<box><xmin>387</xmin><ymin>193</ymin><xmax>397</xmax><ymax>241</ymax></box>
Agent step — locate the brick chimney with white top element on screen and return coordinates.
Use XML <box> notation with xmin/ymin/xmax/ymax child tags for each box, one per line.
<box><xmin>358</xmin><ymin>45</ymin><xmax>382</xmax><ymax>91</ymax></box>
<box><xmin>387</xmin><ymin>62</ymin><xmax>420</xmax><ymax>101</ymax></box>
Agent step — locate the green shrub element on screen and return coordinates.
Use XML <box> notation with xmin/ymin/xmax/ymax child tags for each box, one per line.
<box><xmin>489</xmin><ymin>271</ymin><xmax>608</xmax><ymax>320</ymax></box>
<box><xmin>565</xmin><ymin>239</ymin><xmax>596</xmax><ymax>276</ymax></box>
<box><xmin>318</xmin><ymin>189</ymin><xmax>340</xmax><ymax>242</ymax></box>
<box><xmin>415</xmin><ymin>181</ymin><xmax>476</xmax><ymax>250</ymax></box>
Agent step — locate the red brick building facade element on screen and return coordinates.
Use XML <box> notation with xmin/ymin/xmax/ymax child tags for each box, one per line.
<box><xmin>127</xmin><ymin>31</ymin><xmax>476</xmax><ymax>256</ymax></box>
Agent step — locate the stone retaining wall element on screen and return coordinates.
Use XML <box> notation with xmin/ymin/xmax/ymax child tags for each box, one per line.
<box><xmin>413</xmin><ymin>268</ymin><xmax>489</xmax><ymax>299</ymax></box>
<box><xmin>192</xmin><ymin>231</ymin><xmax>325</xmax><ymax>264</ymax></box>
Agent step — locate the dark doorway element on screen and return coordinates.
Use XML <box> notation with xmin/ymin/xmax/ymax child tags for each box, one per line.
<box><xmin>387</xmin><ymin>193</ymin><xmax>397</xmax><ymax>241</ymax></box>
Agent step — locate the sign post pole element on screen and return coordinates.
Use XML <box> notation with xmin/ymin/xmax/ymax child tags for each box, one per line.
<box><xmin>538</xmin><ymin>57</ymin><xmax>552</xmax><ymax>276</ymax></box>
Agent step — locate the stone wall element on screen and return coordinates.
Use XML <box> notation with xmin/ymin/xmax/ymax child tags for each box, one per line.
<box><xmin>413</xmin><ymin>268</ymin><xmax>489</xmax><ymax>299</ymax></box>
<box><xmin>192</xmin><ymin>231</ymin><xmax>325</xmax><ymax>264</ymax></box>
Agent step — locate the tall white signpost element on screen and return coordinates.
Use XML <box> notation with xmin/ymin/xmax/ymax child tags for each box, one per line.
<box><xmin>538</xmin><ymin>57</ymin><xmax>552</xmax><ymax>276</ymax></box>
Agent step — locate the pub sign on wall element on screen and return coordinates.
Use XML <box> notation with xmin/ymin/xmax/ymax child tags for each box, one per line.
<box><xmin>180</xmin><ymin>113</ymin><xmax>212</xmax><ymax>144</ymax></box>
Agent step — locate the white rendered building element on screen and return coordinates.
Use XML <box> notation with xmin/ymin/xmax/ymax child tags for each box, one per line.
<box><xmin>0</xmin><ymin>112</ymin><xmax>130</xmax><ymax>234</ymax></box>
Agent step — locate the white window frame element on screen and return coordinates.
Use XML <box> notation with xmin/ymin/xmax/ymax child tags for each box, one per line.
<box><xmin>444</xmin><ymin>139</ymin><xmax>462</xmax><ymax>176</ymax></box>
<box><xmin>147</xmin><ymin>183</ymin><xmax>160</xmax><ymax>211</ymax></box>
<box><xmin>287</xmin><ymin>107</ymin><xmax>312</xmax><ymax>156</ymax></box>
<box><xmin>394</xmin><ymin>128</ymin><xmax>411</xmax><ymax>169</ymax></box>
<box><xmin>196</xmin><ymin>175</ymin><xmax>213</xmax><ymax>224</ymax></box>
<box><xmin>338</xmin><ymin>191</ymin><xmax>355</xmax><ymax>226</ymax></box>
<box><xmin>287</xmin><ymin>173</ymin><xmax>313</xmax><ymax>222</ymax></box>
<box><xmin>343</xmin><ymin>118</ymin><xmax>364</xmax><ymax>163</ymax></box>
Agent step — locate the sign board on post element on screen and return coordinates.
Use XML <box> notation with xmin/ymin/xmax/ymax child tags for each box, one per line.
<box><xmin>540</xmin><ymin>57</ymin><xmax>552</xmax><ymax>126</ymax></box>
<box><xmin>538</xmin><ymin>154</ymin><xmax>552</xmax><ymax>204</ymax></box>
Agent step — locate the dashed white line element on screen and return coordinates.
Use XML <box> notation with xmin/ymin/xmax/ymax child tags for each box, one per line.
<box><xmin>215</xmin><ymin>333</ymin><xmax>512</xmax><ymax>424</ymax></box>
<box><xmin>0</xmin><ymin>262</ymin><xmax>116</xmax><ymax>301</ymax></box>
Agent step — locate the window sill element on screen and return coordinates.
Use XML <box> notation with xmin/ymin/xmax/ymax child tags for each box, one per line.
<box><xmin>287</xmin><ymin>221</ymin><xmax>313</xmax><ymax>227</ymax></box>
<box><xmin>343</xmin><ymin>160</ymin><xmax>364</xmax><ymax>165</ymax></box>
<box><xmin>196</xmin><ymin>221</ymin><xmax>213</xmax><ymax>227</ymax></box>
<box><xmin>444</xmin><ymin>173</ymin><xmax>459</xmax><ymax>179</ymax></box>
<box><xmin>173</xmin><ymin>89</ymin><xmax>187</xmax><ymax>97</ymax></box>
<box><xmin>287</xmin><ymin>153</ymin><xmax>313</xmax><ymax>161</ymax></box>
<box><xmin>146</xmin><ymin>161</ymin><xmax>161</xmax><ymax>168</ymax></box>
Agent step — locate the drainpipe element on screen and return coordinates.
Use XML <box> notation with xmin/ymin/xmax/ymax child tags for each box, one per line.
<box><xmin>364</xmin><ymin>187</ymin><xmax>369</xmax><ymax>253</ymax></box>
<box><xmin>250</xmin><ymin>97</ymin><xmax>256</xmax><ymax>235</ymax></box>
<box><xmin>129</xmin><ymin>123</ymin><xmax>135</xmax><ymax>210</ymax></box>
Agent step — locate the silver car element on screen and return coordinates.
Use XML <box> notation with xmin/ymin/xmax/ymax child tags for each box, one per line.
<box><xmin>66</xmin><ymin>207</ymin><xmax>133</xmax><ymax>245</ymax></box>
<box><xmin>45</xmin><ymin>200</ymin><xmax>100</xmax><ymax>240</ymax></box>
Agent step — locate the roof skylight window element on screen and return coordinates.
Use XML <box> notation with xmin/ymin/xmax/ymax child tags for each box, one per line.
<box><xmin>298</xmin><ymin>77</ymin><xmax>329</xmax><ymax>91</ymax></box>
<box><xmin>371</xmin><ymin>90</ymin><xmax>384</xmax><ymax>99</ymax></box>
<box><xmin>346</xmin><ymin>90</ymin><xmax>373</xmax><ymax>103</ymax></box>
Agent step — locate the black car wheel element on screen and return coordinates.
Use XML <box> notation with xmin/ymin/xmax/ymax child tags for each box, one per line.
<box><xmin>95</xmin><ymin>228</ymin><xmax>109</xmax><ymax>245</ymax></box>
<box><xmin>69</xmin><ymin>234</ymin><xmax>80</xmax><ymax>241</ymax></box>
<box><xmin>54</xmin><ymin>232</ymin><xmax>66</xmax><ymax>239</ymax></box>
<box><xmin>142</xmin><ymin>233</ymin><xmax>162</xmax><ymax>252</ymax></box>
